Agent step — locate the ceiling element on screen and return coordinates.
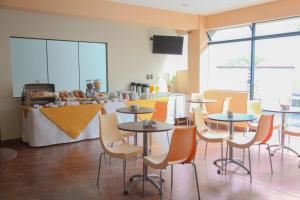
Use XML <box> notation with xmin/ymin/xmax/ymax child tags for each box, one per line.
<box><xmin>109</xmin><ymin>0</ymin><xmax>276</xmax><ymax>15</ymax></box>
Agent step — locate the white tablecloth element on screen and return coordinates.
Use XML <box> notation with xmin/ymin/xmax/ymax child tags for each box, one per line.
<box><xmin>22</xmin><ymin>108</ymin><xmax>100</xmax><ymax>147</ymax></box>
<box><xmin>21</xmin><ymin>95</ymin><xmax>187</xmax><ymax>147</ymax></box>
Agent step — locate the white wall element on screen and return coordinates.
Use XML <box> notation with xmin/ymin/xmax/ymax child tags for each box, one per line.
<box><xmin>0</xmin><ymin>9</ymin><xmax>184</xmax><ymax>140</ymax></box>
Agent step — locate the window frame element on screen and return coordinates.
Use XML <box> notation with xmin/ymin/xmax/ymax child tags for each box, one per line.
<box><xmin>207</xmin><ymin>16</ymin><xmax>300</xmax><ymax>99</ymax></box>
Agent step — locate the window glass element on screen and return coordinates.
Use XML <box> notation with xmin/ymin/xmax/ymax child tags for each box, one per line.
<box><xmin>256</xmin><ymin>16</ymin><xmax>300</xmax><ymax>36</ymax></box>
<box><xmin>206</xmin><ymin>41</ymin><xmax>251</xmax><ymax>91</ymax></box>
<box><xmin>254</xmin><ymin>36</ymin><xmax>300</xmax><ymax>108</ymax></box>
<box><xmin>207</xmin><ymin>25</ymin><xmax>251</xmax><ymax>42</ymax></box>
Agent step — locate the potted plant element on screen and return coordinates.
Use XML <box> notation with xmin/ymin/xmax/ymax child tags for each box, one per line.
<box><xmin>162</xmin><ymin>73</ymin><xmax>175</xmax><ymax>93</ymax></box>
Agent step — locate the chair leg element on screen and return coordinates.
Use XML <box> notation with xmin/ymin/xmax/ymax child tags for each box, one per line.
<box><xmin>221</xmin><ymin>142</ymin><xmax>224</xmax><ymax>171</ymax></box>
<box><xmin>143</xmin><ymin>163</ymin><xmax>146</xmax><ymax>197</ymax></box>
<box><xmin>242</xmin><ymin>149</ymin><xmax>245</xmax><ymax>164</ymax></box>
<box><xmin>97</xmin><ymin>153</ymin><xmax>104</xmax><ymax>186</ymax></box>
<box><xmin>281</xmin><ymin>133</ymin><xmax>285</xmax><ymax>157</ymax></box>
<box><xmin>167</xmin><ymin>131</ymin><xmax>170</xmax><ymax>145</ymax></box>
<box><xmin>193</xmin><ymin>139</ymin><xmax>200</xmax><ymax>163</ymax></box>
<box><xmin>109</xmin><ymin>143</ymin><xmax>113</xmax><ymax>164</ymax></box>
<box><xmin>171</xmin><ymin>165</ymin><xmax>174</xmax><ymax>191</ymax></box>
<box><xmin>204</xmin><ymin>142</ymin><xmax>208</xmax><ymax>157</ymax></box>
<box><xmin>266</xmin><ymin>144</ymin><xmax>273</xmax><ymax>174</ymax></box>
<box><xmin>123</xmin><ymin>158</ymin><xmax>127</xmax><ymax>193</ymax></box>
<box><xmin>192</xmin><ymin>163</ymin><xmax>201</xmax><ymax>200</ymax></box>
<box><xmin>258</xmin><ymin>144</ymin><xmax>261</xmax><ymax>156</ymax></box>
<box><xmin>159</xmin><ymin>169</ymin><xmax>163</xmax><ymax>200</ymax></box>
<box><xmin>248</xmin><ymin>148</ymin><xmax>252</xmax><ymax>183</ymax></box>
<box><xmin>225</xmin><ymin>144</ymin><xmax>229</xmax><ymax>174</ymax></box>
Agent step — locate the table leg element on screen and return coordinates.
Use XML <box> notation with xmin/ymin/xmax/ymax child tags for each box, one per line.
<box><xmin>270</xmin><ymin>113</ymin><xmax>300</xmax><ymax>157</ymax></box>
<box><xmin>229</xmin><ymin>121</ymin><xmax>234</xmax><ymax>160</ymax></box>
<box><xmin>281</xmin><ymin>113</ymin><xmax>285</xmax><ymax>157</ymax></box>
<box><xmin>214</xmin><ymin>121</ymin><xmax>251</xmax><ymax>174</ymax></box>
<box><xmin>125</xmin><ymin>132</ymin><xmax>162</xmax><ymax>194</ymax></box>
<box><xmin>134</xmin><ymin>114</ymin><xmax>138</xmax><ymax>145</ymax></box>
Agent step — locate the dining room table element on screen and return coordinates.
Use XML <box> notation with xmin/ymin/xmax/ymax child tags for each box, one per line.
<box><xmin>263</xmin><ymin>106</ymin><xmax>300</xmax><ymax>158</ymax></box>
<box><xmin>207</xmin><ymin>113</ymin><xmax>257</xmax><ymax>174</ymax></box>
<box><xmin>118</xmin><ymin>120</ymin><xmax>173</xmax><ymax>194</ymax></box>
<box><xmin>116</xmin><ymin>107</ymin><xmax>155</xmax><ymax>145</ymax></box>
<box><xmin>186</xmin><ymin>98</ymin><xmax>217</xmax><ymax>110</ymax></box>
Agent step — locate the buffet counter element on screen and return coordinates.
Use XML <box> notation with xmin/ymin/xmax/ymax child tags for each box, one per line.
<box><xmin>21</xmin><ymin>94</ymin><xmax>187</xmax><ymax>147</ymax></box>
<box><xmin>21</xmin><ymin>104</ymin><xmax>102</xmax><ymax>147</ymax></box>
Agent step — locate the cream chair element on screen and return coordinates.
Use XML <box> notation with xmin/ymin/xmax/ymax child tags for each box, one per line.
<box><xmin>101</xmin><ymin>107</ymin><xmax>135</xmax><ymax>141</ymax></box>
<box><xmin>247</xmin><ymin>99</ymin><xmax>280</xmax><ymax>143</ymax></box>
<box><xmin>143</xmin><ymin>126</ymin><xmax>200</xmax><ymax>200</ymax></box>
<box><xmin>187</xmin><ymin>93</ymin><xmax>204</xmax><ymax>125</ymax></box>
<box><xmin>205</xmin><ymin>97</ymin><xmax>231</xmax><ymax>130</ymax></box>
<box><xmin>225</xmin><ymin>114</ymin><xmax>275</xmax><ymax>182</ymax></box>
<box><xmin>217</xmin><ymin>97</ymin><xmax>231</xmax><ymax>130</ymax></box>
<box><xmin>193</xmin><ymin>106</ymin><xmax>228</xmax><ymax>172</ymax></box>
<box><xmin>97</xmin><ymin>113</ymin><xmax>143</xmax><ymax>193</ymax></box>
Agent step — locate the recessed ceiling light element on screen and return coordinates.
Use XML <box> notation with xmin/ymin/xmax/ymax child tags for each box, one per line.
<box><xmin>181</xmin><ymin>3</ymin><xmax>188</xmax><ymax>7</ymax></box>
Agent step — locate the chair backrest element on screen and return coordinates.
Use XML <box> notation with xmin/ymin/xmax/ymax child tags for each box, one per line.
<box><xmin>99</xmin><ymin>113</ymin><xmax>123</xmax><ymax>147</ymax></box>
<box><xmin>193</xmin><ymin>106</ymin><xmax>208</xmax><ymax>134</ymax></box>
<box><xmin>103</xmin><ymin>102</ymin><xmax>134</xmax><ymax>123</ymax></box>
<box><xmin>222</xmin><ymin>98</ymin><xmax>231</xmax><ymax>113</ymax></box>
<box><xmin>191</xmin><ymin>93</ymin><xmax>203</xmax><ymax>100</ymax></box>
<box><xmin>167</xmin><ymin>126</ymin><xmax>197</xmax><ymax>164</ymax></box>
<box><xmin>151</xmin><ymin>101</ymin><xmax>168</xmax><ymax>122</ymax></box>
<box><xmin>247</xmin><ymin>99</ymin><xmax>263</xmax><ymax>116</ymax></box>
<box><xmin>254</xmin><ymin>114</ymin><xmax>274</xmax><ymax>144</ymax></box>
<box><xmin>244</xmin><ymin>114</ymin><xmax>274</xmax><ymax>147</ymax></box>
<box><xmin>189</xmin><ymin>93</ymin><xmax>203</xmax><ymax>112</ymax></box>
<box><xmin>204</xmin><ymin>90</ymin><xmax>248</xmax><ymax>114</ymax></box>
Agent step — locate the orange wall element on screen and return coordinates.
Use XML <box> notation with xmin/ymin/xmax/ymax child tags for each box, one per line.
<box><xmin>206</xmin><ymin>0</ymin><xmax>300</xmax><ymax>30</ymax></box>
<box><xmin>0</xmin><ymin>0</ymin><xmax>199</xmax><ymax>30</ymax></box>
<box><xmin>187</xmin><ymin>16</ymin><xmax>208</xmax><ymax>93</ymax></box>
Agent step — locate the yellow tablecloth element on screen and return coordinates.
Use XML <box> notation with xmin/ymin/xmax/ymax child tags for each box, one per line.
<box><xmin>126</xmin><ymin>98</ymin><xmax>168</xmax><ymax>120</ymax></box>
<box><xmin>40</xmin><ymin>104</ymin><xmax>102</xmax><ymax>139</ymax></box>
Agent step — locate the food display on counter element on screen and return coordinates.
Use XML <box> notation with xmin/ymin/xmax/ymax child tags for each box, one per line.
<box><xmin>30</xmin><ymin>91</ymin><xmax>56</xmax><ymax>99</ymax></box>
<box><xmin>59</xmin><ymin>91</ymin><xmax>70</xmax><ymax>100</ymax></box>
<box><xmin>21</xmin><ymin>79</ymin><xmax>172</xmax><ymax>109</ymax></box>
<box><xmin>72</xmin><ymin>90</ymin><xmax>85</xmax><ymax>98</ymax></box>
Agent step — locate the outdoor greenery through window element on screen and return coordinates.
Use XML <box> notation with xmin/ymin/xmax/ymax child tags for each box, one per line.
<box><xmin>202</xmin><ymin>16</ymin><xmax>300</xmax><ymax>111</ymax></box>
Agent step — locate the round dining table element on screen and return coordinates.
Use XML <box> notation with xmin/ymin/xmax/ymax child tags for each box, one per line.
<box><xmin>207</xmin><ymin>113</ymin><xmax>256</xmax><ymax>173</ymax></box>
<box><xmin>116</xmin><ymin>107</ymin><xmax>155</xmax><ymax>145</ymax></box>
<box><xmin>186</xmin><ymin>98</ymin><xmax>217</xmax><ymax>110</ymax></box>
<box><xmin>263</xmin><ymin>106</ymin><xmax>300</xmax><ymax>157</ymax></box>
<box><xmin>118</xmin><ymin>121</ymin><xmax>173</xmax><ymax>194</ymax></box>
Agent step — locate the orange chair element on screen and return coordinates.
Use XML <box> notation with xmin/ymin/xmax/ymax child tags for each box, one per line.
<box><xmin>150</xmin><ymin>101</ymin><xmax>169</xmax><ymax>147</ymax></box>
<box><xmin>247</xmin><ymin>99</ymin><xmax>280</xmax><ymax>143</ymax></box>
<box><xmin>225</xmin><ymin>114</ymin><xmax>274</xmax><ymax>182</ymax></box>
<box><xmin>143</xmin><ymin>126</ymin><xmax>200</xmax><ymax>199</ymax></box>
<box><xmin>283</xmin><ymin>127</ymin><xmax>300</xmax><ymax>157</ymax></box>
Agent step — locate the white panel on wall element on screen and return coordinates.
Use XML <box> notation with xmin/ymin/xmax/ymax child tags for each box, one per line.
<box><xmin>47</xmin><ymin>40</ymin><xmax>79</xmax><ymax>92</ymax></box>
<box><xmin>10</xmin><ymin>38</ymin><xmax>48</xmax><ymax>97</ymax></box>
<box><xmin>79</xmin><ymin>42</ymin><xmax>107</xmax><ymax>92</ymax></box>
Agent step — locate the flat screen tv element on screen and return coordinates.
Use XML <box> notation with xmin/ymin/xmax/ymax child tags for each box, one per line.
<box><xmin>152</xmin><ymin>35</ymin><xmax>183</xmax><ymax>55</ymax></box>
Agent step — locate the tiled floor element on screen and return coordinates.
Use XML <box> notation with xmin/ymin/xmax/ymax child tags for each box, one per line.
<box><xmin>0</xmin><ymin>130</ymin><xmax>299</xmax><ymax>200</ymax></box>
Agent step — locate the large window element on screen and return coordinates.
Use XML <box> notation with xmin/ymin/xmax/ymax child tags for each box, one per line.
<box><xmin>207</xmin><ymin>41</ymin><xmax>250</xmax><ymax>91</ymax></box>
<box><xmin>203</xmin><ymin>16</ymin><xmax>300</xmax><ymax>107</ymax></box>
